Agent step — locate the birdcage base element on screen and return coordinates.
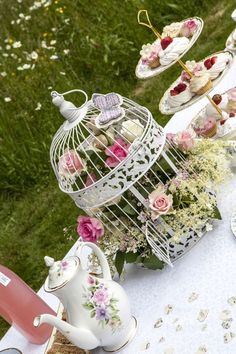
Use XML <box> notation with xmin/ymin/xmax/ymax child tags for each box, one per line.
<box><xmin>169</xmin><ymin>222</ymin><xmax>209</xmax><ymax>263</ymax></box>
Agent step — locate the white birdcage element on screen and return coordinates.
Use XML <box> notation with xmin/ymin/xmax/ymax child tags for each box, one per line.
<box><xmin>50</xmin><ymin>89</ymin><xmax>211</xmax><ymax>266</ymax></box>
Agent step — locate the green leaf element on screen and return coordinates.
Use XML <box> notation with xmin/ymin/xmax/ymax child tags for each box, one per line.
<box><xmin>115</xmin><ymin>251</ymin><xmax>125</xmax><ymax>276</ymax></box>
<box><xmin>212</xmin><ymin>205</ymin><xmax>222</xmax><ymax>220</ymax></box>
<box><xmin>125</xmin><ymin>252</ymin><xmax>139</xmax><ymax>263</ymax></box>
<box><xmin>90</xmin><ymin>309</ymin><xmax>96</xmax><ymax>318</ymax></box>
<box><xmin>83</xmin><ymin>303</ymin><xmax>94</xmax><ymax>310</ymax></box>
<box><xmin>123</xmin><ymin>204</ymin><xmax>136</xmax><ymax>216</ymax></box>
<box><xmin>142</xmin><ymin>254</ymin><xmax>164</xmax><ymax>270</ymax></box>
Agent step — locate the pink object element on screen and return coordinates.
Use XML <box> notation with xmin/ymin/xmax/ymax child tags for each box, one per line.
<box><xmin>105</xmin><ymin>138</ymin><xmax>130</xmax><ymax>168</ymax></box>
<box><xmin>181</xmin><ymin>63</ymin><xmax>202</xmax><ymax>81</ymax></box>
<box><xmin>174</xmin><ymin>130</ymin><xmax>195</xmax><ymax>151</ymax></box>
<box><xmin>181</xmin><ymin>19</ymin><xmax>198</xmax><ymax>37</ymax></box>
<box><xmin>85</xmin><ymin>173</ymin><xmax>97</xmax><ymax>187</ymax></box>
<box><xmin>58</xmin><ymin>149</ymin><xmax>84</xmax><ymax>177</ymax></box>
<box><xmin>193</xmin><ymin>117</ymin><xmax>216</xmax><ymax>137</ymax></box>
<box><xmin>77</xmin><ymin>215</ymin><xmax>104</xmax><ymax>242</ymax></box>
<box><xmin>0</xmin><ymin>264</ymin><xmax>55</xmax><ymax>344</ymax></box>
<box><xmin>166</xmin><ymin>133</ymin><xmax>176</xmax><ymax>142</ymax></box>
<box><xmin>148</xmin><ymin>187</ymin><xmax>173</xmax><ymax>221</ymax></box>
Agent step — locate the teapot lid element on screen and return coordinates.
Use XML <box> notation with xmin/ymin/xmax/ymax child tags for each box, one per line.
<box><xmin>44</xmin><ymin>256</ymin><xmax>79</xmax><ymax>292</ymax></box>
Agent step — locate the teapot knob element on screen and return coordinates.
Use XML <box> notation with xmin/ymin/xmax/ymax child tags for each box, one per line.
<box><xmin>44</xmin><ymin>256</ymin><xmax>55</xmax><ymax>267</ymax></box>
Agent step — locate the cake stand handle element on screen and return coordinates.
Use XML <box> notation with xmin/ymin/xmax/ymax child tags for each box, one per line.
<box><xmin>137</xmin><ymin>9</ymin><xmax>162</xmax><ymax>39</ymax></box>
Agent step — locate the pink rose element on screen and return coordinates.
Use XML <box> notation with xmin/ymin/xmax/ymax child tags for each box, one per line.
<box><xmin>93</xmin><ymin>288</ymin><xmax>109</xmax><ymax>306</ymax></box>
<box><xmin>148</xmin><ymin>187</ymin><xmax>173</xmax><ymax>221</ymax></box>
<box><xmin>181</xmin><ymin>19</ymin><xmax>198</xmax><ymax>37</ymax></box>
<box><xmin>166</xmin><ymin>133</ymin><xmax>176</xmax><ymax>142</ymax></box>
<box><xmin>174</xmin><ymin>130</ymin><xmax>195</xmax><ymax>151</ymax></box>
<box><xmin>85</xmin><ymin>173</ymin><xmax>97</xmax><ymax>187</ymax></box>
<box><xmin>77</xmin><ymin>216</ymin><xmax>104</xmax><ymax>242</ymax></box>
<box><xmin>105</xmin><ymin>138</ymin><xmax>130</xmax><ymax>168</ymax></box>
<box><xmin>228</xmin><ymin>88</ymin><xmax>236</xmax><ymax>101</ymax></box>
<box><xmin>58</xmin><ymin>150</ymin><xmax>84</xmax><ymax>177</ymax></box>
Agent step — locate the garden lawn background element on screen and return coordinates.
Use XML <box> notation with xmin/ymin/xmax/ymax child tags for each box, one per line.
<box><xmin>0</xmin><ymin>0</ymin><xmax>235</xmax><ymax>337</ymax></box>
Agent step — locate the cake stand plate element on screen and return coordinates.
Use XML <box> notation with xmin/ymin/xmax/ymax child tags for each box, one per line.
<box><xmin>159</xmin><ymin>50</ymin><xmax>234</xmax><ymax>115</ymax></box>
<box><xmin>135</xmin><ymin>17</ymin><xmax>204</xmax><ymax>80</ymax></box>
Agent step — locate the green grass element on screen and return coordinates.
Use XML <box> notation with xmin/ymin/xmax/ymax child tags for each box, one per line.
<box><xmin>0</xmin><ymin>0</ymin><xmax>235</xmax><ymax>337</ymax></box>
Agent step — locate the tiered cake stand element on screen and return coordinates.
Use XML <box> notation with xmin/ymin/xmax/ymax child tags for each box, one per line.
<box><xmin>135</xmin><ymin>10</ymin><xmax>233</xmax><ymax>120</ymax></box>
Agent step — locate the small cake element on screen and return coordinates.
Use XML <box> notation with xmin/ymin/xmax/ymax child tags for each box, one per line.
<box><xmin>203</xmin><ymin>53</ymin><xmax>230</xmax><ymax>80</ymax></box>
<box><xmin>180</xmin><ymin>19</ymin><xmax>198</xmax><ymax>37</ymax></box>
<box><xmin>181</xmin><ymin>60</ymin><xmax>203</xmax><ymax>81</ymax></box>
<box><xmin>158</xmin><ymin>36</ymin><xmax>189</xmax><ymax>66</ymax></box>
<box><xmin>227</xmin><ymin>88</ymin><xmax>236</xmax><ymax>112</ymax></box>
<box><xmin>140</xmin><ymin>42</ymin><xmax>161</xmax><ymax>69</ymax></box>
<box><xmin>162</xmin><ymin>22</ymin><xmax>183</xmax><ymax>38</ymax></box>
<box><xmin>190</xmin><ymin>71</ymin><xmax>212</xmax><ymax>95</ymax></box>
<box><xmin>168</xmin><ymin>82</ymin><xmax>193</xmax><ymax>107</ymax></box>
<box><xmin>206</xmin><ymin>94</ymin><xmax>228</xmax><ymax>119</ymax></box>
<box><xmin>193</xmin><ymin>116</ymin><xmax>217</xmax><ymax>138</ymax></box>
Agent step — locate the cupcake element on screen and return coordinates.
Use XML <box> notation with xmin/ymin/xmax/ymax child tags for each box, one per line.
<box><xmin>181</xmin><ymin>60</ymin><xmax>203</xmax><ymax>81</ymax></box>
<box><xmin>162</xmin><ymin>22</ymin><xmax>182</xmax><ymax>38</ymax></box>
<box><xmin>193</xmin><ymin>116</ymin><xmax>217</xmax><ymax>138</ymax></box>
<box><xmin>158</xmin><ymin>36</ymin><xmax>189</xmax><ymax>66</ymax></box>
<box><xmin>168</xmin><ymin>82</ymin><xmax>193</xmax><ymax>107</ymax></box>
<box><xmin>206</xmin><ymin>94</ymin><xmax>228</xmax><ymax>119</ymax></box>
<box><xmin>203</xmin><ymin>53</ymin><xmax>230</xmax><ymax>80</ymax></box>
<box><xmin>227</xmin><ymin>88</ymin><xmax>236</xmax><ymax>112</ymax></box>
<box><xmin>190</xmin><ymin>71</ymin><xmax>212</xmax><ymax>95</ymax></box>
<box><xmin>180</xmin><ymin>19</ymin><xmax>198</xmax><ymax>37</ymax></box>
<box><xmin>140</xmin><ymin>43</ymin><xmax>161</xmax><ymax>69</ymax></box>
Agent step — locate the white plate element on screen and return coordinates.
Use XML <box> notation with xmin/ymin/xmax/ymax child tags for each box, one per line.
<box><xmin>159</xmin><ymin>50</ymin><xmax>234</xmax><ymax>115</ymax></box>
<box><xmin>135</xmin><ymin>17</ymin><xmax>204</xmax><ymax>80</ymax></box>
<box><xmin>226</xmin><ymin>28</ymin><xmax>236</xmax><ymax>51</ymax></box>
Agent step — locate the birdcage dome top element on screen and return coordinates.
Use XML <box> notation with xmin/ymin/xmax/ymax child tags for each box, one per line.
<box><xmin>50</xmin><ymin>89</ymin><xmax>166</xmax><ymax>209</ymax></box>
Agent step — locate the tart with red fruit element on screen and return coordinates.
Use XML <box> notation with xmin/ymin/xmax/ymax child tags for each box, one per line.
<box><xmin>168</xmin><ymin>82</ymin><xmax>193</xmax><ymax>107</ymax></box>
<box><xmin>203</xmin><ymin>52</ymin><xmax>231</xmax><ymax>80</ymax></box>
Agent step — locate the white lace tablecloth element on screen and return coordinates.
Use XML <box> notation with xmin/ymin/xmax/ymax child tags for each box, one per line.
<box><xmin>1</xmin><ymin>55</ymin><xmax>236</xmax><ymax>354</ymax></box>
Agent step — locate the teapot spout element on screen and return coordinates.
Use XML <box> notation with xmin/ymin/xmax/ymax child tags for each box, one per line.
<box><xmin>34</xmin><ymin>314</ymin><xmax>100</xmax><ymax>350</ymax></box>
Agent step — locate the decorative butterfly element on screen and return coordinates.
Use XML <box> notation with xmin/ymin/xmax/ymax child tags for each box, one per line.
<box><xmin>92</xmin><ymin>92</ymin><xmax>125</xmax><ymax>128</ymax></box>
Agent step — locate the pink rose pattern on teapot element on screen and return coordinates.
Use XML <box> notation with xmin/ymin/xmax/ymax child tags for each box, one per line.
<box><xmin>82</xmin><ymin>276</ymin><xmax>122</xmax><ymax>332</ymax></box>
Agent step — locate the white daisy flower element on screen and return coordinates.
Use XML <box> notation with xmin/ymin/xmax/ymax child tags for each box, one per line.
<box><xmin>12</xmin><ymin>41</ymin><xmax>22</xmax><ymax>48</ymax></box>
<box><xmin>35</xmin><ymin>102</ymin><xmax>42</xmax><ymax>111</ymax></box>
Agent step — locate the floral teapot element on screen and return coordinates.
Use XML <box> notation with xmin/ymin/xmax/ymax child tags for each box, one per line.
<box><xmin>34</xmin><ymin>242</ymin><xmax>137</xmax><ymax>351</ymax></box>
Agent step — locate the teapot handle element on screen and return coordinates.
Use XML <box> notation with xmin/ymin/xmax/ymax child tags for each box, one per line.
<box><xmin>76</xmin><ymin>242</ymin><xmax>112</xmax><ymax>280</ymax></box>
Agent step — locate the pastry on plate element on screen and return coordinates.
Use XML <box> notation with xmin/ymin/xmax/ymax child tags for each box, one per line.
<box><xmin>168</xmin><ymin>82</ymin><xmax>193</xmax><ymax>107</ymax></box>
<box><xmin>140</xmin><ymin>42</ymin><xmax>161</xmax><ymax>69</ymax></box>
<box><xmin>162</xmin><ymin>22</ymin><xmax>183</xmax><ymax>38</ymax></box>
<box><xmin>193</xmin><ymin>116</ymin><xmax>217</xmax><ymax>138</ymax></box>
<box><xmin>203</xmin><ymin>52</ymin><xmax>231</xmax><ymax>80</ymax></box>
<box><xmin>180</xmin><ymin>19</ymin><xmax>199</xmax><ymax>37</ymax></box>
<box><xmin>190</xmin><ymin>71</ymin><xmax>212</xmax><ymax>95</ymax></box>
<box><xmin>158</xmin><ymin>36</ymin><xmax>189</xmax><ymax>66</ymax></box>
